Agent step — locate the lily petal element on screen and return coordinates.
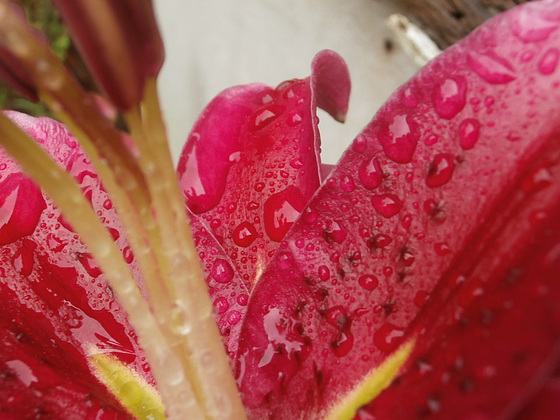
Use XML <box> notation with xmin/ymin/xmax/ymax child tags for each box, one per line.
<box><xmin>178</xmin><ymin>50</ymin><xmax>350</xmax><ymax>290</ymax></box>
<box><xmin>0</xmin><ymin>112</ymin><xmax>150</xmax><ymax>417</ymax></box>
<box><xmin>235</xmin><ymin>1</ymin><xmax>560</xmax><ymax>418</ymax></box>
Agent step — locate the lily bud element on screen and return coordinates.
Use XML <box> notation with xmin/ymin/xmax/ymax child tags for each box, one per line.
<box><xmin>53</xmin><ymin>0</ymin><xmax>164</xmax><ymax>110</ymax></box>
<box><xmin>0</xmin><ymin>2</ymin><xmax>43</xmax><ymax>101</ymax></box>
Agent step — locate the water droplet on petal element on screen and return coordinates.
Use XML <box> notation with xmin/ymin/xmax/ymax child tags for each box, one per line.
<box><xmin>214</xmin><ymin>297</ymin><xmax>229</xmax><ymax>314</ymax></box>
<box><xmin>263</xmin><ymin>186</ymin><xmax>306</xmax><ymax>242</ymax></box>
<box><xmin>340</xmin><ymin>174</ymin><xmax>356</xmax><ymax>192</ymax></box>
<box><xmin>287</xmin><ymin>111</ymin><xmax>303</xmax><ymax>126</ymax></box>
<box><xmin>359</xmin><ymin>157</ymin><xmax>383</xmax><ymax>190</ymax></box>
<box><xmin>302</xmin><ymin>207</ymin><xmax>319</xmax><ymax>224</ymax></box>
<box><xmin>459</xmin><ymin>118</ymin><xmax>481</xmax><ymax>150</ymax></box>
<box><xmin>331</xmin><ymin>330</ymin><xmax>354</xmax><ymax>357</ymax></box>
<box><xmin>378</xmin><ymin>114</ymin><xmax>419</xmax><ymax>163</ymax></box>
<box><xmin>512</xmin><ymin>10</ymin><xmax>559</xmax><ymax>43</ymax></box>
<box><xmin>227</xmin><ymin>310</ymin><xmax>242</xmax><ymax>325</ymax></box>
<box><xmin>373</xmin><ymin>323</ymin><xmax>405</xmax><ymax>352</ymax></box>
<box><xmin>318</xmin><ymin>265</ymin><xmax>330</xmax><ymax>281</ymax></box>
<box><xmin>538</xmin><ymin>48</ymin><xmax>560</xmax><ymax>75</ymax></box>
<box><xmin>358</xmin><ymin>274</ymin><xmax>379</xmax><ymax>291</ymax></box>
<box><xmin>250</xmin><ymin>105</ymin><xmax>284</xmax><ymax>131</ymax></box>
<box><xmin>353</xmin><ymin>135</ymin><xmax>367</xmax><ymax>153</ymax></box>
<box><xmin>323</xmin><ymin>220</ymin><xmax>347</xmax><ymax>244</ymax></box>
<box><xmin>433</xmin><ymin>77</ymin><xmax>467</xmax><ymax>119</ymax></box>
<box><xmin>211</xmin><ymin>259</ymin><xmax>235</xmax><ymax>283</ymax></box>
<box><xmin>232</xmin><ymin>222</ymin><xmax>258</xmax><ymax>247</ymax></box>
<box><xmin>371</xmin><ymin>194</ymin><xmax>403</xmax><ymax>218</ymax></box>
<box><xmin>276</xmin><ymin>250</ymin><xmax>293</xmax><ymax>270</ymax></box>
<box><xmin>468</xmin><ymin>52</ymin><xmax>516</xmax><ymax>84</ymax></box>
<box><xmin>434</xmin><ymin>242</ymin><xmax>452</xmax><ymax>256</ymax></box>
<box><xmin>426</xmin><ymin>153</ymin><xmax>455</xmax><ymax>188</ymax></box>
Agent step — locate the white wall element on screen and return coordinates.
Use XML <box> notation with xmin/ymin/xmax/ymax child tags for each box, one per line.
<box><xmin>153</xmin><ymin>0</ymin><xmax>419</xmax><ymax>164</ymax></box>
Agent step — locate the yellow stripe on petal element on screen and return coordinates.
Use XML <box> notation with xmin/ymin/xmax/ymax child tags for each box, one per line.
<box><xmin>89</xmin><ymin>353</ymin><xmax>166</xmax><ymax>420</ymax></box>
<box><xmin>324</xmin><ymin>340</ymin><xmax>415</xmax><ymax>420</ymax></box>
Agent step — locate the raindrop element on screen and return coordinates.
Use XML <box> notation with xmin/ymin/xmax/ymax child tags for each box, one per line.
<box><xmin>287</xmin><ymin>111</ymin><xmax>303</xmax><ymax>126</ymax></box>
<box><xmin>276</xmin><ymin>251</ymin><xmax>294</xmax><ymax>270</ymax></box>
<box><xmin>459</xmin><ymin>118</ymin><xmax>481</xmax><ymax>150</ymax></box>
<box><xmin>426</xmin><ymin>153</ymin><xmax>455</xmax><ymax>188</ymax></box>
<box><xmin>232</xmin><ymin>222</ymin><xmax>258</xmax><ymax>247</ymax></box>
<box><xmin>538</xmin><ymin>48</ymin><xmax>560</xmax><ymax>75</ymax></box>
<box><xmin>468</xmin><ymin>52</ymin><xmax>516</xmax><ymax>84</ymax></box>
<box><xmin>373</xmin><ymin>323</ymin><xmax>405</xmax><ymax>352</ymax></box>
<box><xmin>433</xmin><ymin>77</ymin><xmax>467</xmax><ymax>119</ymax></box>
<box><xmin>512</xmin><ymin>10</ymin><xmax>559</xmax><ymax>43</ymax></box>
<box><xmin>358</xmin><ymin>274</ymin><xmax>379</xmax><ymax>291</ymax></box>
<box><xmin>340</xmin><ymin>174</ymin><xmax>356</xmax><ymax>192</ymax></box>
<box><xmin>371</xmin><ymin>194</ymin><xmax>403</xmax><ymax>218</ymax></box>
<box><xmin>318</xmin><ymin>265</ymin><xmax>330</xmax><ymax>281</ymax></box>
<box><xmin>250</xmin><ymin>105</ymin><xmax>284</xmax><ymax>131</ymax></box>
<box><xmin>434</xmin><ymin>242</ymin><xmax>452</xmax><ymax>256</ymax></box>
<box><xmin>378</xmin><ymin>114</ymin><xmax>419</xmax><ymax>163</ymax></box>
<box><xmin>211</xmin><ymin>259</ymin><xmax>234</xmax><ymax>283</ymax></box>
<box><xmin>227</xmin><ymin>310</ymin><xmax>242</xmax><ymax>325</ymax></box>
<box><xmin>214</xmin><ymin>297</ymin><xmax>229</xmax><ymax>314</ymax></box>
<box><xmin>263</xmin><ymin>187</ymin><xmax>306</xmax><ymax>242</ymax></box>
<box><xmin>359</xmin><ymin>157</ymin><xmax>383</xmax><ymax>190</ymax></box>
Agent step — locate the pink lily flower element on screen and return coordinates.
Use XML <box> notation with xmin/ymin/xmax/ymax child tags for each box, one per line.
<box><xmin>0</xmin><ymin>0</ymin><xmax>559</xmax><ymax>419</ymax></box>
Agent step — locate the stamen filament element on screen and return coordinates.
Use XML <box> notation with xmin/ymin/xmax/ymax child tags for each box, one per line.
<box><xmin>123</xmin><ymin>78</ymin><xmax>248</xmax><ymax>420</ymax></box>
<box><xmin>0</xmin><ymin>113</ymin><xmax>203</xmax><ymax>420</ymax></box>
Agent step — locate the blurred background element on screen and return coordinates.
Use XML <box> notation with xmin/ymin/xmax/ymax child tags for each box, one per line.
<box><xmin>1</xmin><ymin>0</ymin><xmax>526</xmax><ymax>164</ymax></box>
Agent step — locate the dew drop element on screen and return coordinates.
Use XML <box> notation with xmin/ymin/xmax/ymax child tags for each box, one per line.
<box><xmin>263</xmin><ymin>186</ymin><xmax>306</xmax><ymax>242</ymax></box>
<box><xmin>287</xmin><ymin>111</ymin><xmax>303</xmax><ymax>126</ymax></box>
<box><xmin>227</xmin><ymin>310</ymin><xmax>242</xmax><ymax>325</ymax></box>
<box><xmin>378</xmin><ymin>114</ymin><xmax>419</xmax><ymax>163</ymax></box>
<box><xmin>276</xmin><ymin>250</ymin><xmax>294</xmax><ymax>270</ymax></box>
<box><xmin>371</xmin><ymin>194</ymin><xmax>403</xmax><ymax>218</ymax></box>
<box><xmin>359</xmin><ymin>157</ymin><xmax>383</xmax><ymax>190</ymax></box>
<box><xmin>302</xmin><ymin>207</ymin><xmax>319</xmax><ymax>224</ymax></box>
<box><xmin>290</xmin><ymin>158</ymin><xmax>303</xmax><ymax>169</ymax></box>
<box><xmin>232</xmin><ymin>222</ymin><xmax>258</xmax><ymax>247</ymax></box>
<box><xmin>323</xmin><ymin>220</ymin><xmax>347</xmax><ymax>244</ymax></box>
<box><xmin>358</xmin><ymin>274</ymin><xmax>379</xmax><ymax>291</ymax></box>
<box><xmin>373</xmin><ymin>323</ymin><xmax>405</xmax><ymax>353</ymax></box>
<box><xmin>512</xmin><ymin>10</ymin><xmax>559</xmax><ymax>43</ymax></box>
<box><xmin>331</xmin><ymin>330</ymin><xmax>354</xmax><ymax>357</ymax></box>
<box><xmin>318</xmin><ymin>265</ymin><xmax>330</xmax><ymax>281</ymax></box>
<box><xmin>250</xmin><ymin>105</ymin><xmax>284</xmax><ymax>131</ymax></box>
<box><xmin>538</xmin><ymin>48</ymin><xmax>560</xmax><ymax>75</ymax></box>
<box><xmin>211</xmin><ymin>259</ymin><xmax>234</xmax><ymax>283</ymax></box>
<box><xmin>468</xmin><ymin>52</ymin><xmax>516</xmax><ymax>84</ymax></box>
<box><xmin>353</xmin><ymin>135</ymin><xmax>367</xmax><ymax>153</ymax></box>
<box><xmin>459</xmin><ymin>118</ymin><xmax>481</xmax><ymax>150</ymax></box>
<box><xmin>340</xmin><ymin>174</ymin><xmax>356</xmax><ymax>192</ymax></box>
<box><xmin>214</xmin><ymin>297</ymin><xmax>229</xmax><ymax>314</ymax></box>
<box><xmin>433</xmin><ymin>77</ymin><xmax>467</xmax><ymax>119</ymax></box>
<box><xmin>434</xmin><ymin>242</ymin><xmax>452</xmax><ymax>256</ymax></box>
<box><xmin>426</xmin><ymin>153</ymin><xmax>455</xmax><ymax>188</ymax></box>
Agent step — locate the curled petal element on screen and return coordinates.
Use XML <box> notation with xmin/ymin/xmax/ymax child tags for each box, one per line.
<box><xmin>178</xmin><ymin>50</ymin><xmax>350</xmax><ymax>290</ymax></box>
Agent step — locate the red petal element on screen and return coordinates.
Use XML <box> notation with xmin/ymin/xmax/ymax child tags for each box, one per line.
<box><xmin>235</xmin><ymin>2</ymin><xmax>560</xmax><ymax>418</ymax></box>
<box><xmin>0</xmin><ymin>112</ymin><xmax>150</xmax><ymax>417</ymax></box>
<box><xmin>178</xmin><ymin>50</ymin><xmax>350</xmax><ymax>291</ymax></box>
